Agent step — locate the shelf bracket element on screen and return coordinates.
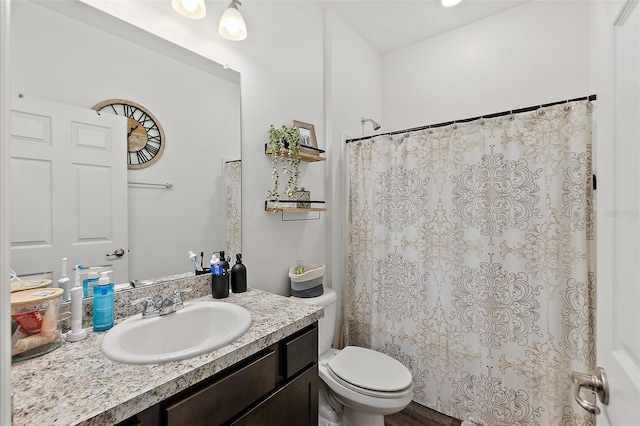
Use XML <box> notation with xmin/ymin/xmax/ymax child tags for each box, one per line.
<box><xmin>279</xmin><ymin>211</ymin><xmax>321</xmax><ymax>221</ymax></box>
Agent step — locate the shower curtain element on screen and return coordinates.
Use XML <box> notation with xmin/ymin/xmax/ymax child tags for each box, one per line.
<box><xmin>345</xmin><ymin>100</ymin><xmax>595</xmax><ymax>425</ymax></box>
<box><xmin>225</xmin><ymin>160</ymin><xmax>242</xmax><ymax>259</ymax></box>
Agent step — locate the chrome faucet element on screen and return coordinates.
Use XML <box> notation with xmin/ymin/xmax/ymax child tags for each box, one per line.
<box><xmin>131</xmin><ymin>288</ymin><xmax>192</xmax><ymax>318</ymax></box>
<box><xmin>131</xmin><ymin>297</ymin><xmax>158</xmax><ymax>318</ymax></box>
<box><xmin>158</xmin><ymin>288</ymin><xmax>192</xmax><ymax>315</ymax></box>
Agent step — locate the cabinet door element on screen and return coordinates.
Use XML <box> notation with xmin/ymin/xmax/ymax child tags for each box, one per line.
<box><xmin>232</xmin><ymin>364</ymin><xmax>318</xmax><ymax>426</ymax></box>
<box><xmin>114</xmin><ymin>405</ymin><xmax>160</xmax><ymax>426</ymax></box>
<box><xmin>165</xmin><ymin>350</ymin><xmax>276</xmax><ymax>426</ymax></box>
<box><xmin>284</xmin><ymin>326</ymin><xmax>318</xmax><ymax>379</ymax></box>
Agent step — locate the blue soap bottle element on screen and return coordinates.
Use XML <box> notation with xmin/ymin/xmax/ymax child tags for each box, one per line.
<box><xmin>83</xmin><ymin>271</ymin><xmax>99</xmax><ymax>298</ymax></box>
<box><xmin>93</xmin><ymin>270</ymin><xmax>114</xmax><ymax>332</ymax></box>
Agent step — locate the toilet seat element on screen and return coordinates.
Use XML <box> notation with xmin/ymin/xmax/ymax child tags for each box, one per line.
<box><xmin>327</xmin><ymin>368</ymin><xmax>413</xmax><ymax>399</ymax></box>
<box><xmin>327</xmin><ymin>346</ymin><xmax>413</xmax><ymax>398</ymax></box>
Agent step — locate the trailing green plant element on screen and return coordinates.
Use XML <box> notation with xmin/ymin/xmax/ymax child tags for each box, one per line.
<box><xmin>267</xmin><ymin>125</ymin><xmax>301</xmax><ymax>204</ymax></box>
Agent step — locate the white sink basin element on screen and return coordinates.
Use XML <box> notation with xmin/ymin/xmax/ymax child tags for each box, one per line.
<box><xmin>100</xmin><ymin>301</ymin><xmax>252</xmax><ymax>364</ymax></box>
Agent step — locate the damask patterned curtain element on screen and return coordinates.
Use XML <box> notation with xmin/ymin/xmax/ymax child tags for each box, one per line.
<box><xmin>225</xmin><ymin>160</ymin><xmax>242</xmax><ymax>259</ymax></box>
<box><xmin>346</xmin><ymin>100</ymin><xmax>595</xmax><ymax>425</ymax></box>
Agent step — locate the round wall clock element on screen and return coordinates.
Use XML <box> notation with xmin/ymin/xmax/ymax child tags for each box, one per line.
<box><xmin>92</xmin><ymin>99</ymin><xmax>165</xmax><ymax>169</ymax></box>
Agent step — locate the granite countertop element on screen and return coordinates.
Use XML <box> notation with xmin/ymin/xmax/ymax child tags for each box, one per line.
<box><xmin>11</xmin><ymin>287</ymin><xmax>323</xmax><ymax>426</ymax></box>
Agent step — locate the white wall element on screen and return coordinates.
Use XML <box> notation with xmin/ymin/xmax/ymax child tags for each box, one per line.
<box><xmin>228</xmin><ymin>2</ymin><xmax>327</xmax><ymax>295</ymax></box>
<box><xmin>10</xmin><ymin>1</ymin><xmax>241</xmax><ymax>281</ymax></box>
<box><xmin>325</xmin><ymin>9</ymin><xmax>382</xmax><ymax>344</ymax></box>
<box><xmin>382</xmin><ymin>1</ymin><xmax>591</xmax><ymax>132</ymax></box>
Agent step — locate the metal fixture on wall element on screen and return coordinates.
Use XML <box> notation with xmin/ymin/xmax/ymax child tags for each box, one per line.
<box><xmin>219</xmin><ymin>0</ymin><xmax>247</xmax><ymax>41</ymax></box>
<box><xmin>172</xmin><ymin>0</ymin><xmax>206</xmax><ymax>19</ymax></box>
<box><xmin>361</xmin><ymin>117</ymin><xmax>381</xmax><ymax>136</ymax></box>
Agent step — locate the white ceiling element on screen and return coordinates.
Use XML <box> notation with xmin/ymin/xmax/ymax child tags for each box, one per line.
<box><xmin>324</xmin><ymin>0</ymin><xmax>530</xmax><ymax>54</ymax></box>
<box><xmin>84</xmin><ymin>0</ymin><xmax>530</xmax><ymax>57</ymax></box>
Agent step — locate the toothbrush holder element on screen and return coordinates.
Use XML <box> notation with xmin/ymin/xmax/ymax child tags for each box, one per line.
<box><xmin>211</xmin><ymin>274</ymin><xmax>229</xmax><ymax>299</ymax></box>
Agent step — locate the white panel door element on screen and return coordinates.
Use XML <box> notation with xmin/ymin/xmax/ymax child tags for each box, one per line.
<box><xmin>595</xmin><ymin>0</ymin><xmax>640</xmax><ymax>423</ymax></box>
<box><xmin>10</xmin><ymin>95</ymin><xmax>129</xmax><ymax>285</ymax></box>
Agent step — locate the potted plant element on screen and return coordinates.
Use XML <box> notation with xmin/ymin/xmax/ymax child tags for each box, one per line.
<box><xmin>267</xmin><ymin>124</ymin><xmax>301</xmax><ymax>205</ymax></box>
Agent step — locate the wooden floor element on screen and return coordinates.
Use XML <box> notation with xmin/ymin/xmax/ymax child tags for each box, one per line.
<box><xmin>385</xmin><ymin>402</ymin><xmax>462</xmax><ymax>426</ymax></box>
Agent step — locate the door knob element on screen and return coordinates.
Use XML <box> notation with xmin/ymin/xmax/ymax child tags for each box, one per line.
<box><xmin>572</xmin><ymin>366</ymin><xmax>609</xmax><ymax>414</ymax></box>
<box><xmin>106</xmin><ymin>248</ymin><xmax>125</xmax><ymax>257</ymax></box>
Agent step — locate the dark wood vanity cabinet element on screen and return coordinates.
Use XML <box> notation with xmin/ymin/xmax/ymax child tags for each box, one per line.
<box><xmin>116</xmin><ymin>323</ymin><xmax>318</xmax><ymax>426</ymax></box>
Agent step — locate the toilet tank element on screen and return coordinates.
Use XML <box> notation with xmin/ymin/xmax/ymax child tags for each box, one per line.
<box><xmin>291</xmin><ymin>287</ymin><xmax>337</xmax><ymax>355</ymax></box>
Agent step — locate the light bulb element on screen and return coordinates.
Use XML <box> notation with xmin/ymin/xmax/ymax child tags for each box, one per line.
<box><xmin>225</xmin><ymin>20</ymin><xmax>240</xmax><ymax>36</ymax></box>
<box><xmin>172</xmin><ymin>0</ymin><xmax>206</xmax><ymax>19</ymax></box>
<box><xmin>219</xmin><ymin>4</ymin><xmax>247</xmax><ymax>41</ymax></box>
<box><xmin>181</xmin><ymin>0</ymin><xmax>199</xmax><ymax>12</ymax></box>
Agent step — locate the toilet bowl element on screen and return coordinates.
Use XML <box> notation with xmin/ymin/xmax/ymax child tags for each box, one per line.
<box><xmin>292</xmin><ymin>288</ymin><xmax>413</xmax><ymax>426</ymax></box>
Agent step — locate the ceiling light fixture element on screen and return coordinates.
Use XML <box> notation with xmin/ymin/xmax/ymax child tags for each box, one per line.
<box><xmin>441</xmin><ymin>0</ymin><xmax>462</xmax><ymax>7</ymax></box>
<box><xmin>171</xmin><ymin>0</ymin><xmax>206</xmax><ymax>19</ymax></box>
<box><xmin>219</xmin><ymin>0</ymin><xmax>247</xmax><ymax>41</ymax></box>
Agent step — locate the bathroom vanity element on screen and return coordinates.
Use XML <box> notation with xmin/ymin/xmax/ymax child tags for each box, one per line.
<box><xmin>117</xmin><ymin>323</ymin><xmax>319</xmax><ymax>426</ymax></box>
<box><xmin>11</xmin><ymin>286</ymin><xmax>323</xmax><ymax>425</ymax></box>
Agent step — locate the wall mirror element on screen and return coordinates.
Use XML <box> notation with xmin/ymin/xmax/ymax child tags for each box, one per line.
<box><xmin>8</xmin><ymin>0</ymin><xmax>241</xmax><ymax>295</ymax></box>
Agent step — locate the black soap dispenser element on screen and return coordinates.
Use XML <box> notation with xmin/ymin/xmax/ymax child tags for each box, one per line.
<box><xmin>218</xmin><ymin>250</ymin><xmax>230</xmax><ymax>274</ymax></box>
<box><xmin>231</xmin><ymin>253</ymin><xmax>247</xmax><ymax>293</ymax></box>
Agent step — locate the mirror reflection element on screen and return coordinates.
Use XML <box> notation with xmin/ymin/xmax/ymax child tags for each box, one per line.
<box><xmin>9</xmin><ymin>1</ymin><xmax>241</xmax><ymax>294</ymax></box>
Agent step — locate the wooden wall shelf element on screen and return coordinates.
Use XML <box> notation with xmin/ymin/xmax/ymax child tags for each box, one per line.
<box><xmin>264</xmin><ymin>144</ymin><xmax>326</xmax><ymax>162</ymax></box>
<box><xmin>265</xmin><ymin>200</ymin><xmax>326</xmax><ymax>211</ymax></box>
<box><xmin>264</xmin><ymin>200</ymin><xmax>326</xmax><ymax>219</ymax></box>
<box><xmin>265</xmin><ymin>207</ymin><xmax>327</xmax><ymax>213</ymax></box>
<box><xmin>264</xmin><ymin>141</ymin><xmax>326</xmax><ymax>220</ymax></box>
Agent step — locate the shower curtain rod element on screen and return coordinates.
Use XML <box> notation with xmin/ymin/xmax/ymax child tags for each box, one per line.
<box><xmin>345</xmin><ymin>94</ymin><xmax>597</xmax><ymax>144</ymax></box>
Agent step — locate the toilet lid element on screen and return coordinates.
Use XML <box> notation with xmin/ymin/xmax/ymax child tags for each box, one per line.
<box><xmin>327</xmin><ymin>346</ymin><xmax>412</xmax><ymax>392</ymax></box>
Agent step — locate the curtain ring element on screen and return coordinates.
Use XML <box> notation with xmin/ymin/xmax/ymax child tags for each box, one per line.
<box><xmin>480</xmin><ymin>116</ymin><xmax>486</xmax><ymax>126</ymax></box>
<box><xmin>538</xmin><ymin>106</ymin><xmax>545</xmax><ymax>116</ymax></box>
<box><xmin>586</xmin><ymin>100</ymin><xmax>594</xmax><ymax>112</ymax></box>
<box><xmin>452</xmin><ymin>121</ymin><xmax>458</xmax><ymax>130</ymax></box>
<box><xmin>565</xmin><ymin>99</ymin><xmax>572</xmax><ymax>111</ymax></box>
<box><xmin>427</xmin><ymin>125</ymin><xmax>433</xmax><ymax>134</ymax></box>
<box><xmin>509</xmin><ymin>111</ymin><xmax>515</xmax><ymax>121</ymax></box>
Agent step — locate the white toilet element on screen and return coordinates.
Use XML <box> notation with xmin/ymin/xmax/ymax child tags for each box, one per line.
<box><xmin>292</xmin><ymin>288</ymin><xmax>414</xmax><ymax>426</ymax></box>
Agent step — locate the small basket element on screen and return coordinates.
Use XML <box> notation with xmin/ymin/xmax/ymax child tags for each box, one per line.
<box><xmin>289</xmin><ymin>264</ymin><xmax>324</xmax><ymax>298</ymax></box>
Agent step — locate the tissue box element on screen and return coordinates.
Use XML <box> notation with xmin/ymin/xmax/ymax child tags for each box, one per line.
<box><xmin>289</xmin><ymin>264</ymin><xmax>324</xmax><ymax>298</ymax></box>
